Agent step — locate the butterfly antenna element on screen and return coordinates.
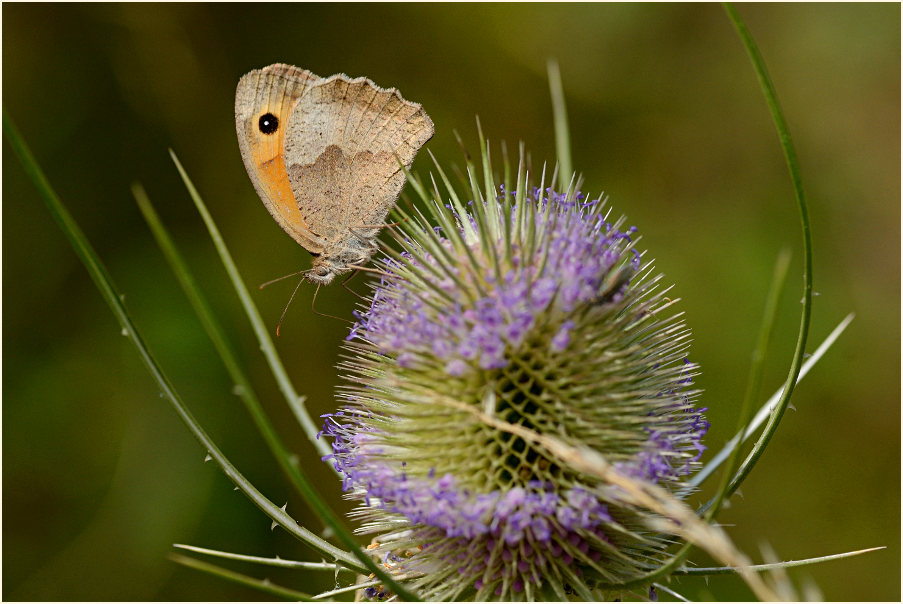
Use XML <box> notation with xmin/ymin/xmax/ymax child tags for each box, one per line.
<box><xmin>275</xmin><ymin>276</ymin><xmax>306</xmax><ymax>337</ymax></box>
<box><xmin>311</xmin><ymin>283</ymin><xmax>355</xmax><ymax>324</ymax></box>
<box><xmin>260</xmin><ymin>269</ymin><xmax>308</xmax><ymax>290</ymax></box>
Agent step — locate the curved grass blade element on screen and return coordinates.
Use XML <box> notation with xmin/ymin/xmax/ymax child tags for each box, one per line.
<box><xmin>599</xmin><ymin>5</ymin><xmax>821</xmax><ymax>588</ymax></box>
<box><xmin>3</xmin><ymin>112</ymin><xmax>125</xmax><ymax>329</ymax></box>
<box><xmin>721</xmin><ymin>1</ymin><xmax>814</xmax><ymax>497</ymax></box>
<box><xmin>169</xmin><ymin>553</ymin><xmax>313</xmax><ymax>601</ymax></box>
<box><xmin>167</xmin><ymin>150</ymin><xmax>331</xmax><ymax>463</ymax></box>
<box><xmin>132</xmin><ymin>183</ymin><xmax>322</xmax><ymax>502</ymax></box>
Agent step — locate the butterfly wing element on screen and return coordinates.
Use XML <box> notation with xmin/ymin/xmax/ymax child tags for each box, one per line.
<box><xmin>282</xmin><ymin>74</ymin><xmax>434</xmax><ymax>245</ymax></box>
<box><xmin>235</xmin><ymin>64</ymin><xmax>324</xmax><ymax>253</ymax></box>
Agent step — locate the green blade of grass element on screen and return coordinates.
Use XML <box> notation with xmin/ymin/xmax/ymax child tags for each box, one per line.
<box><xmin>168</xmin><ymin>553</ymin><xmax>314</xmax><ymax>601</ymax></box>
<box><xmin>3</xmin><ymin>112</ymin><xmax>124</xmax><ymax>331</ymax></box>
<box><xmin>2</xmin><ymin>110</ymin><xmax>363</xmax><ymax>573</ymax></box>
<box><xmin>593</xmin><ymin>4</ymin><xmax>821</xmax><ymax>588</ymax></box>
<box><xmin>166</xmin><ymin>150</ymin><xmax>331</xmax><ymax>462</ymax></box>
<box><xmin>721</xmin><ymin>0</ymin><xmax>814</xmax><ymax>497</ymax></box>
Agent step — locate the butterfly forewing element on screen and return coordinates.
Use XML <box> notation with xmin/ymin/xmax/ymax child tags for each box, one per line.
<box><xmin>235</xmin><ymin>64</ymin><xmax>323</xmax><ymax>252</ymax></box>
<box><xmin>235</xmin><ymin>64</ymin><xmax>434</xmax><ymax>284</ymax></box>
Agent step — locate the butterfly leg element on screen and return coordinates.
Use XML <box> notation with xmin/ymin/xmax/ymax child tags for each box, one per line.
<box><xmin>341</xmin><ymin>270</ymin><xmax>369</xmax><ymax>301</ymax></box>
<box><xmin>309</xmin><ymin>283</ymin><xmax>355</xmax><ymax>325</ymax></box>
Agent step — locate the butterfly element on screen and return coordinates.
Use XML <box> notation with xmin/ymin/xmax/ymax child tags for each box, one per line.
<box><xmin>235</xmin><ymin>63</ymin><xmax>434</xmax><ymax>285</ymax></box>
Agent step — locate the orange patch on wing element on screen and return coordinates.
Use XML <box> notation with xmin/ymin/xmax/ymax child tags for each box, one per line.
<box><xmin>246</xmin><ymin>104</ymin><xmax>311</xmax><ymax>240</ymax></box>
<box><xmin>253</xmin><ymin>147</ymin><xmax>306</xmax><ymax>230</ymax></box>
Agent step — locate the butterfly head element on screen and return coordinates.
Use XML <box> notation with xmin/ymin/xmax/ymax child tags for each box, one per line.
<box><xmin>306</xmin><ymin>234</ymin><xmax>379</xmax><ymax>284</ymax></box>
<box><xmin>305</xmin><ymin>260</ymin><xmax>339</xmax><ymax>285</ymax></box>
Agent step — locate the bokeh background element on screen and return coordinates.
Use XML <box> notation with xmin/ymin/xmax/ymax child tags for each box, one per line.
<box><xmin>3</xmin><ymin>3</ymin><xmax>899</xmax><ymax>601</ymax></box>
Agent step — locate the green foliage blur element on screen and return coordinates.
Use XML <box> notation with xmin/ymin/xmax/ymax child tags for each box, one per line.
<box><xmin>3</xmin><ymin>3</ymin><xmax>899</xmax><ymax>601</ymax></box>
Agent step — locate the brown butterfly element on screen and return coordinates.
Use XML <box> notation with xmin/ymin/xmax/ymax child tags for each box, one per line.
<box><xmin>235</xmin><ymin>63</ymin><xmax>434</xmax><ymax>285</ymax></box>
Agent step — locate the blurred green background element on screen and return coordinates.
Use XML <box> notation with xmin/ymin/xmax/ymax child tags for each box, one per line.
<box><xmin>3</xmin><ymin>3</ymin><xmax>899</xmax><ymax>601</ymax></box>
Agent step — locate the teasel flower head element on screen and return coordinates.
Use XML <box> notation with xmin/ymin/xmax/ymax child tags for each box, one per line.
<box><xmin>321</xmin><ymin>148</ymin><xmax>709</xmax><ymax>600</ymax></box>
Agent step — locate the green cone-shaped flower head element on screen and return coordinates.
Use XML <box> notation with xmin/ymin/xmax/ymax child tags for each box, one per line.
<box><xmin>321</xmin><ymin>153</ymin><xmax>708</xmax><ymax>600</ymax></box>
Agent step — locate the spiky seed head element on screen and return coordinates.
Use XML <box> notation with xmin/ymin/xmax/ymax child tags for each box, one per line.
<box><xmin>321</xmin><ymin>151</ymin><xmax>709</xmax><ymax>601</ymax></box>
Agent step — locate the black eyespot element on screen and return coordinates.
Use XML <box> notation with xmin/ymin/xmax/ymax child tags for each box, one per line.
<box><xmin>258</xmin><ymin>113</ymin><xmax>279</xmax><ymax>135</ymax></box>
